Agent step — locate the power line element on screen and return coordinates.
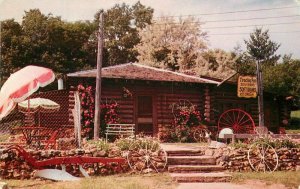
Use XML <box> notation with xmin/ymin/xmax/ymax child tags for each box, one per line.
<box><xmin>101</xmin><ymin>6</ymin><xmax>300</xmax><ymax>31</ymax></box>
<box><xmin>204</xmin><ymin>14</ymin><xmax>300</xmax><ymax>23</ymax></box>
<box><xmin>143</xmin><ymin>21</ymin><xmax>300</xmax><ymax>32</ymax></box>
<box><xmin>107</xmin><ymin>13</ymin><xmax>300</xmax><ymax>29</ymax></box>
<box><xmin>153</xmin><ymin>14</ymin><xmax>300</xmax><ymax>25</ymax></box>
<box><xmin>209</xmin><ymin>30</ymin><xmax>300</xmax><ymax>36</ymax></box>
<box><xmin>154</xmin><ymin>5</ymin><xmax>299</xmax><ymax>18</ymax></box>
<box><xmin>203</xmin><ymin>21</ymin><xmax>300</xmax><ymax>29</ymax></box>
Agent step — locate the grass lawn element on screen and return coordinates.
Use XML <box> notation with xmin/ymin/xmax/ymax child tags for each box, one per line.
<box><xmin>286</xmin><ymin>110</ymin><xmax>300</xmax><ymax>134</ymax></box>
<box><xmin>291</xmin><ymin>110</ymin><xmax>300</xmax><ymax>118</ymax></box>
<box><xmin>2</xmin><ymin>173</ymin><xmax>177</xmax><ymax>189</ymax></box>
<box><xmin>232</xmin><ymin>171</ymin><xmax>300</xmax><ymax>188</ymax></box>
<box><xmin>289</xmin><ymin>111</ymin><xmax>300</xmax><ymax>128</ymax></box>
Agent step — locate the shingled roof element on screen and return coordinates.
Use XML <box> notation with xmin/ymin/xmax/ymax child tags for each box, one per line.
<box><xmin>67</xmin><ymin>63</ymin><xmax>220</xmax><ymax>85</ymax></box>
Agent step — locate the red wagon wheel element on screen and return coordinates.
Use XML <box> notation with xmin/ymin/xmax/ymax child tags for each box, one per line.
<box><xmin>218</xmin><ymin>109</ymin><xmax>255</xmax><ymax>134</ymax></box>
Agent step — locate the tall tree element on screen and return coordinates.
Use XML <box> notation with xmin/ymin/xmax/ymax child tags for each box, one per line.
<box><xmin>90</xmin><ymin>2</ymin><xmax>154</xmax><ymax>67</ymax></box>
<box><xmin>264</xmin><ymin>57</ymin><xmax>300</xmax><ymax>96</ymax></box>
<box><xmin>1</xmin><ymin>9</ymin><xmax>95</xmax><ymax>78</ymax></box>
<box><xmin>195</xmin><ymin>49</ymin><xmax>238</xmax><ymax>80</ymax></box>
<box><xmin>21</xmin><ymin>9</ymin><xmax>95</xmax><ymax>73</ymax></box>
<box><xmin>0</xmin><ymin>19</ymin><xmax>23</xmax><ymax>85</ymax></box>
<box><xmin>135</xmin><ymin>16</ymin><xmax>207</xmax><ymax>71</ymax></box>
<box><xmin>244</xmin><ymin>28</ymin><xmax>280</xmax><ymax>66</ymax></box>
<box><xmin>244</xmin><ymin>28</ymin><xmax>281</xmax><ymax>127</ymax></box>
<box><xmin>233</xmin><ymin>44</ymin><xmax>256</xmax><ymax>75</ymax></box>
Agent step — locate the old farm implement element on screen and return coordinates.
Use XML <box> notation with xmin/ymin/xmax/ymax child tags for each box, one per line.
<box><xmin>6</xmin><ymin>145</ymin><xmax>126</xmax><ymax>180</ymax></box>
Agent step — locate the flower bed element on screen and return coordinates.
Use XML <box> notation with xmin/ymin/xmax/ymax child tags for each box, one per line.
<box><xmin>77</xmin><ymin>84</ymin><xmax>120</xmax><ymax>139</ymax></box>
<box><xmin>158</xmin><ymin>103</ymin><xmax>203</xmax><ymax>143</ymax></box>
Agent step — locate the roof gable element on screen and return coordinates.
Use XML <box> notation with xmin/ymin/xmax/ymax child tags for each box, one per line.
<box><xmin>67</xmin><ymin>63</ymin><xmax>220</xmax><ymax>85</ymax></box>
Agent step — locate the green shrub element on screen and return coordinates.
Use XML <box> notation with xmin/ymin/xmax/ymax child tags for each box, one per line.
<box><xmin>251</xmin><ymin>137</ymin><xmax>300</xmax><ymax>149</ymax></box>
<box><xmin>115</xmin><ymin>137</ymin><xmax>135</xmax><ymax>151</ymax></box>
<box><xmin>272</xmin><ymin>138</ymin><xmax>300</xmax><ymax>148</ymax></box>
<box><xmin>229</xmin><ymin>141</ymin><xmax>248</xmax><ymax>148</ymax></box>
<box><xmin>127</xmin><ymin>136</ymin><xmax>160</xmax><ymax>151</ymax></box>
<box><xmin>115</xmin><ymin>136</ymin><xmax>161</xmax><ymax>152</ymax></box>
<box><xmin>87</xmin><ymin>139</ymin><xmax>110</xmax><ymax>152</ymax></box>
<box><xmin>230</xmin><ymin>137</ymin><xmax>300</xmax><ymax>149</ymax></box>
<box><xmin>159</xmin><ymin>125</ymin><xmax>196</xmax><ymax>143</ymax></box>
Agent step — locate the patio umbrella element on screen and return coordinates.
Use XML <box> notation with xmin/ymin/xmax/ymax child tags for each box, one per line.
<box><xmin>18</xmin><ymin>97</ymin><xmax>60</xmax><ymax>126</ymax></box>
<box><xmin>18</xmin><ymin>98</ymin><xmax>60</xmax><ymax>113</ymax></box>
<box><xmin>0</xmin><ymin>66</ymin><xmax>55</xmax><ymax>120</ymax></box>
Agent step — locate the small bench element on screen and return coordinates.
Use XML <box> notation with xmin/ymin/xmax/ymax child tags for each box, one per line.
<box><xmin>105</xmin><ymin>124</ymin><xmax>135</xmax><ymax>142</ymax></box>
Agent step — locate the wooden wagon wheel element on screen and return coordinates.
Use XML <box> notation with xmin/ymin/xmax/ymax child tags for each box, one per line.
<box><xmin>247</xmin><ymin>142</ymin><xmax>278</xmax><ymax>172</ymax></box>
<box><xmin>218</xmin><ymin>109</ymin><xmax>255</xmax><ymax>134</ymax></box>
<box><xmin>171</xmin><ymin>99</ymin><xmax>195</xmax><ymax>118</ymax></box>
<box><xmin>101</xmin><ymin>98</ymin><xmax>117</xmax><ymax>106</ymax></box>
<box><xmin>193</xmin><ymin>127</ymin><xmax>210</xmax><ymax>143</ymax></box>
<box><xmin>126</xmin><ymin>138</ymin><xmax>167</xmax><ymax>173</ymax></box>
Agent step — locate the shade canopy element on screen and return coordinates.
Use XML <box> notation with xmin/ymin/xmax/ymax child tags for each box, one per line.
<box><xmin>18</xmin><ymin>98</ymin><xmax>60</xmax><ymax>113</ymax></box>
<box><xmin>0</xmin><ymin>66</ymin><xmax>55</xmax><ymax>120</ymax></box>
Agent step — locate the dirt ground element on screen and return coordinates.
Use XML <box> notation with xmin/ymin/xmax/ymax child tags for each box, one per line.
<box><xmin>177</xmin><ymin>180</ymin><xmax>293</xmax><ymax>189</ymax></box>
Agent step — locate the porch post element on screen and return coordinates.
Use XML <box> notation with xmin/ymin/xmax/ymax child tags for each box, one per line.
<box><xmin>204</xmin><ymin>86</ymin><xmax>211</xmax><ymax>122</ymax></box>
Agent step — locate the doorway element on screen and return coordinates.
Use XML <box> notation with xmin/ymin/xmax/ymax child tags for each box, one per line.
<box><xmin>136</xmin><ymin>96</ymin><xmax>154</xmax><ymax>136</ymax></box>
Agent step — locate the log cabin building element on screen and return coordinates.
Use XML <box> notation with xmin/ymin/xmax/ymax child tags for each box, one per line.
<box><xmin>66</xmin><ymin>63</ymin><xmax>290</xmax><ymax>136</ymax></box>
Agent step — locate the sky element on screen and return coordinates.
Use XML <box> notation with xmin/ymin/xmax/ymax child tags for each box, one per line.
<box><xmin>1</xmin><ymin>0</ymin><xmax>300</xmax><ymax>59</ymax></box>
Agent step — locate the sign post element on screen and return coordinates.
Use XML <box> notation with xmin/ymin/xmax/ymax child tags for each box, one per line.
<box><xmin>256</xmin><ymin>60</ymin><xmax>264</xmax><ymax>127</ymax></box>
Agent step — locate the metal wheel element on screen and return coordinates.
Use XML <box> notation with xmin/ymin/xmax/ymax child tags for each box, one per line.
<box><xmin>126</xmin><ymin>138</ymin><xmax>167</xmax><ymax>173</ymax></box>
<box><xmin>218</xmin><ymin>109</ymin><xmax>255</xmax><ymax>134</ymax></box>
<box><xmin>247</xmin><ymin>142</ymin><xmax>278</xmax><ymax>172</ymax></box>
<box><xmin>193</xmin><ymin>127</ymin><xmax>209</xmax><ymax>143</ymax></box>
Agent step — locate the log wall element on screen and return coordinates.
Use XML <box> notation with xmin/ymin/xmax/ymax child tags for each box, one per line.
<box><xmin>210</xmin><ymin>84</ymin><xmax>285</xmax><ymax>132</ymax></box>
<box><xmin>67</xmin><ymin>78</ymin><xmax>289</xmax><ymax>135</ymax></box>
<box><xmin>68</xmin><ymin>78</ymin><xmax>205</xmax><ymax>135</ymax></box>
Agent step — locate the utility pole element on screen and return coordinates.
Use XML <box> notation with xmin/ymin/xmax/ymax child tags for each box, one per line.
<box><xmin>256</xmin><ymin>60</ymin><xmax>264</xmax><ymax>127</ymax></box>
<box><xmin>94</xmin><ymin>10</ymin><xmax>104</xmax><ymax>140</ymax></box>
<box><xmin>0</xmin><ymin>28</ymin><xmax>2</xmax><ymax>88</ymax></box>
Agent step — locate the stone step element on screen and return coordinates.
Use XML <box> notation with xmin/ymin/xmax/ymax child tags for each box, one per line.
<box><xmin>170</xmin><ymin>172</ymin><xmax>232</xmax><ymax>183</ymax></box>
<box><xmin>166</xmin><ymin>150</ymin><xmax>203</xmax><ymax>156</ymax></box>
<box><xmin>168</xmin><ymin>165</ymin><xmax>224</xmax><ymax>173</ymax></box>
<box><xmin>167</xmin><ymin>155</ymin><xmax>216</xmax><ymax>165</ymax></box>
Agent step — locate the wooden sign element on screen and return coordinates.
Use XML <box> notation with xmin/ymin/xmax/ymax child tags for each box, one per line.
<box><xmin>237</xmin><ymin>76</ymin><xmax>257</xmax><ymax>98</ymax></box>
